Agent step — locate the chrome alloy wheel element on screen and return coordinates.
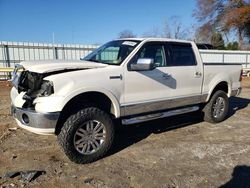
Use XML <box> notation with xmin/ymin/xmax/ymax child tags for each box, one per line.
<box><xmin>212</xmin><ymin>97</ymin><xmax>225</xmax><ymax>118</ymax></box>
<box><xmin>73</xmin><ymin>120</ymin><xmax>106</xmax><ymax>155</ymax></box>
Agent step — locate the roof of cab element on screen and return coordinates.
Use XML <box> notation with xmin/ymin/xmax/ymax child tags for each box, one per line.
<box><xmin>115</xmin><ymin>37</ymin><xmax>192</xmax><ymax>44</ymax></box>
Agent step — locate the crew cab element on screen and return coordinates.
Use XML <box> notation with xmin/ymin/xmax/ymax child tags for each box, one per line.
<box><xmin>10</xmin><ymin>38</ymin><xmax>242</xmax><ymax>164</ymax></box>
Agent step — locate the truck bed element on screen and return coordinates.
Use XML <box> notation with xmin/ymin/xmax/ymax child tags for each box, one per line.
<box><xmin>199</xmin><ymin>49</ymin><xmax>250</xmax><ymax>69</ymax></box>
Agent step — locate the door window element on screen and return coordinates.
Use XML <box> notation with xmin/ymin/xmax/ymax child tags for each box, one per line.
<box><xmin>131</xmin><ymin>43</ymin><xmax>166</xmax><ymax>67</ymax></box>
<box><xmin>168</xmin><ymin>44</ymin><xmax>196</xmax><ymax>66</ymax></box>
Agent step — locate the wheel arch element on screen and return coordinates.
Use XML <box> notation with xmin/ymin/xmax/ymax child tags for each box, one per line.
<box><xmin>206</xmin><ymin>81</ymin><xmax>230</xmax><ymax>101</ymax></box>
<box><xmin>55</xmin><ymin>89</ymin><xmax>120</xmax><ymax>134</ymax></box>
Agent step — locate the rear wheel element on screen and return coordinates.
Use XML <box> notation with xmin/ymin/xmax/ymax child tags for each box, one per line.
<box><xmin>202</xmin><ymin>90</ymin><xmax>229</xmax><ymax>123</ymax></box>
<box><xmin>58</xmin><ymin>107</ymin><xmax>114</xmax><ymax>164</ymax></box>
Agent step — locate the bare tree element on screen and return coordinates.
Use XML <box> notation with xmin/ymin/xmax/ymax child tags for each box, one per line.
<box><xmin>143</xmin><ymin>27</ymin><xmax>161</xmax><ymax>37</ymax></box>
<box><xmin>161</xmin><ymin>20</ymin><xmax>172</xmax><ymax>38</ymax></box>
<box><xmin>194</xmin><ymin>22</ymin><xmax>215</xmax><ymax>43</ymax></box>
<box><xmin>161</xmin><ymin>17</ymin><xmax>189</xmax><ymax>39</ymax></box>
<box><xmin>186</xmin><ymin>24</ymin><xmax>198</xmax><ymax>41</ymax></box>
<box><xmin>118</xmin><ymin>30</ymin><xmax>136</xmax><ymax>38</ymax></box>
<box><xmin>172</xmin><ymin>16</ymin><xmax>183</xmax><ymax>39</ymax></box>
<box><xmin>141</xmin><ymin>16</ymin><xmax>194</xmax><ymax>40</ymax></box>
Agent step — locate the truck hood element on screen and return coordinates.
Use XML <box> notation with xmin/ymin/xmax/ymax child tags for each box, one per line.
<box><xmin>20</xmin><ymin>60</ymin><xmax>108</xmax><ymax>73</ymax></box>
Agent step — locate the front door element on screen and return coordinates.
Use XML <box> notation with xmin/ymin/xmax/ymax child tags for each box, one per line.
<box><xmin>123</xmin><ymin>42</ymin><xmax>174</xmax><ymax>116</ymax></box>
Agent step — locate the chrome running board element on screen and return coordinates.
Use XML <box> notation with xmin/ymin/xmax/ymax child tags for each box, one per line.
<box><xmin>122</xmin><ymin>106</ymin><xmax>200</xmax><ymax>125</ymax></box>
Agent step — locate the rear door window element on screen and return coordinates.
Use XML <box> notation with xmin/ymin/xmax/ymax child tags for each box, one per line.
<box><xmin>167</xmin><ymin>43</ymin><xmax>196</xmax><ymax>66</ymax></box>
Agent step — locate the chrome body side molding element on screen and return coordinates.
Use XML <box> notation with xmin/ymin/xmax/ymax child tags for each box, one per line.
<box><xmin>121</xmin><ymin>94</ymin><xmax>208</xmax><ymax>116</ymax></box>
<box><xmin>122</xmin><ymin>106</ymin><xmax>200</xmax><ymax>125</ymax></box>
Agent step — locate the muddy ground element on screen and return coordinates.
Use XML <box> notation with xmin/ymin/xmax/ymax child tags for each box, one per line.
<box><xmin>0</xmin><ymin>79</ymin><xmax>250</xmax><ymax>188</ymax></box>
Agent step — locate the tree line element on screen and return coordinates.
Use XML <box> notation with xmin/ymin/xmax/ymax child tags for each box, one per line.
<box><xmin>118</xmin><ymin>0</ymin><xmax>250</xmax><ymax>50</ymax></box>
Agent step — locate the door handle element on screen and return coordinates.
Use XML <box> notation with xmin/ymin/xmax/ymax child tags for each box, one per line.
<box><xmin>195</xmin><ymin>72</ymin><xmax>202</xmax><ymax>77</ymax></box>
<box><xmin>162</xmin><ymin>73</ymin><xmax>172</xmax><ymax>79</ymax></box>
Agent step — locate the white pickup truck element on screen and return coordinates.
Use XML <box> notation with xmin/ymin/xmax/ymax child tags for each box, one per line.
<box><xmin>11</xmin><ymin>38</ymin><xmax>242</xmax><ymax>164</ymax></box>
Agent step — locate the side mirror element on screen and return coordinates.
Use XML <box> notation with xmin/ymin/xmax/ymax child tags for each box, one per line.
<box><xmin>130</xmin><ymin>58</ymin><xmax>155</xmax><ymax>71</ymax></box>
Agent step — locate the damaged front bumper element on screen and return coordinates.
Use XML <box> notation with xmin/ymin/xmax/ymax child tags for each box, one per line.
<box><xmin>11</xmin><ymin>105</ymin><xmax>60</xmax><ymax>135</ymax></box>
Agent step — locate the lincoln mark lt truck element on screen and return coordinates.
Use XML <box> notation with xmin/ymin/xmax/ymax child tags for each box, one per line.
<box><xmin>11</xmin><ymin>38</ymin><xmax>242</xmax><ymax>163</ymax></box>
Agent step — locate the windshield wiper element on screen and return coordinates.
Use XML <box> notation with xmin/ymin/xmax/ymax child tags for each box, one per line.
<box><xmin>83</xmin><ymin>58</ymin><xmax>119</xmax><ymax>65</ymax></box>
<box><xmin>85</xmin><ymin>59</ymin><xmax>103</xmax><ymax>63</ymax></box>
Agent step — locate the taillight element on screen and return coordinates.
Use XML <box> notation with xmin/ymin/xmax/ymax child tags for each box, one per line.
<box><xmin>240</xmin><ymin>69</ymin><xmax>243</xmax><ymax>81</ymax></box>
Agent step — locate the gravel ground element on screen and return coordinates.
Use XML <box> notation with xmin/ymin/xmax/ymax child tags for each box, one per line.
<box><xmin>0</xmin><ymin>78</ymin><xmax>250</xmax><ymax>188</ymax></box>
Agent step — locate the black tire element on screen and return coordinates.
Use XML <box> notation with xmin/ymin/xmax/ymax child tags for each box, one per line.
<box><xmin>202</xmin><ymin>90</ymin><xmax>229</xmax><ymax>123</ymax></box>
<box><xmin>58</xmin><ymin>107</ymin><xmax>115</xmax><ymax>164</ymax></box>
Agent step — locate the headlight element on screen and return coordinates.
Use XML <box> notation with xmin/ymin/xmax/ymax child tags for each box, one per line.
<box><xmin>40</xmin><ymin>81</ymin><xmax>54</xmax><ymax>96</ymax></box>
<box><xmin>22</xmin><ymin>80</ymin><xmax>54</xmax><ymax>103</ymax></box>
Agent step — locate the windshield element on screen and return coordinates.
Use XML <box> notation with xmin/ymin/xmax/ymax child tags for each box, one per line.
<box><xmin>83</xmin><ymin>40</ymin><xmax>140</xmax><ymax>65</ymax></box>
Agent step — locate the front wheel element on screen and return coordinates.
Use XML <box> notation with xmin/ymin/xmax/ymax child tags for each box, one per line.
<box><xmin>202</xmin><ymin>90</ymin><xmax>229</xmax><ymax>123</ymax></box>
<box><xmin>58</xmin><ymin>107</ymin><xmax>115</xmax><ymax>164</ymax></box>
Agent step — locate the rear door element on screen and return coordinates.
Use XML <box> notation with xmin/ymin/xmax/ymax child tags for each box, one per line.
<box><xmin>165</xmin><ymin>42</ymin><xmax>203</xmax><ymax>106</ymax></box>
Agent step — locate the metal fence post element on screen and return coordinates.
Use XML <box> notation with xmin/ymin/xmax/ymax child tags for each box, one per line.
<box><xmin>62</xmin><ymin>45</ymin><xmax>65</xmax><ymax>60</ymax></box>
<box><xmin>4</xmin><ymin>45</ymin><xmax>10</xmax><ymax>67</ymax></box>
<box><xmin>4</xmin><ymin>44</ymin><xmax>11</xmax><ymax>79</ymax></box>
<box><xmin>246</xmin><ymin>54</ymin><xmax>248</xmax><ymax>69</ymax></box>
<box><xmin>54</xmin><ymin>47</ymin><xmax>58</xmax><ymax>59</ymax></box>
